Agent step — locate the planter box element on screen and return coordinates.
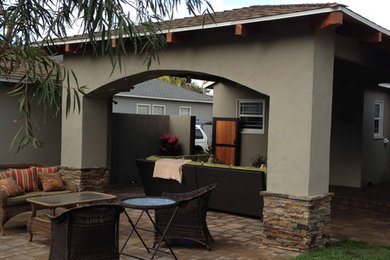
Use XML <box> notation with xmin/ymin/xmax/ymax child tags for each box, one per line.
<box><xmin>136</xmin><ymin>159</ymin><xmax>266</xmax><ymax>218</ymax></box>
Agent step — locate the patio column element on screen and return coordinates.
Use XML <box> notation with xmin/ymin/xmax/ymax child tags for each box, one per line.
<box><xmin>61</xmin><ymin>93</ymin><xmax>110</xmax><ymax>190</ymax></box>
<box><xmin>262</xmin><ymin>30</ymin><xmax>335</xmax><ymax>251</ymax></box>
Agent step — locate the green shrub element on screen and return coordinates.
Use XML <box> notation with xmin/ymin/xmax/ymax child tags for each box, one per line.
<box><xmin>251</xmin><ymin>154</ymin><xmax>267</xmax><ymax>168</ymax></box>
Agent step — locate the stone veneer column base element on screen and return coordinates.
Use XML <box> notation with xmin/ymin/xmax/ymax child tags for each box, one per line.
<box><xmin>261</xmin><ymin>191</ymin><xmax>333</xmax><ymax>252</ymax></box>
<box><xmin>58</xmin><ymin>167</ymin><xmax>110</xmax><ymax>191</ymax></box>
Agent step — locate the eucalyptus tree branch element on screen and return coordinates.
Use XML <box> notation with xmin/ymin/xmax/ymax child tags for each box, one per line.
<box><xmin>2</xmin><ymin>0</ymin><xmax>213</xmax><ymax>153</ymax></box>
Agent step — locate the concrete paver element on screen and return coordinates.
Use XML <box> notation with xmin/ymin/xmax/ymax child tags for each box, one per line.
<box><xmin>0</xmin><ymin>184</ymin><xmax>389</xmax><ymax>259</ymax></box>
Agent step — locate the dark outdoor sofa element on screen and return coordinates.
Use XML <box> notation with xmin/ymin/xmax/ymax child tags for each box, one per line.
<box><xmin>136</xmin><ymin>158</ymin><xmax>266</xmax><ymax>218</ymax></box>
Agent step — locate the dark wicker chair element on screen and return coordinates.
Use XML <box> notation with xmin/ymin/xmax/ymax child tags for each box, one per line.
<box><xmin>46</xmin><ymin>204</ymin><xmax>124</xmax><ymax>260</ymax></box>
<box><xmin>155</xmin><ymin>183</ymin><xmax>218</xmax><ymax>250</ymax></box>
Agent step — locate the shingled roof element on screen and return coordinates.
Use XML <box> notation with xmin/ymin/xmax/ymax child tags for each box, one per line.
<box><xmin>162</xmin><ymin>3</ymin><xmax>343</xmax><ymax>29</ymax></box>
<box><xmin>116</xmin><ymin>79</ymin><xmax>212</xmax><ymax>103</ymax></box>
<box><xmin>57</xmin><ymin>3</ymin><xmax>348</xmax><ymax>43</ymax></box>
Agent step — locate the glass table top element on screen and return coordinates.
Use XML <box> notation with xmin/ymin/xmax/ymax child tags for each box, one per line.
<box><xmin>27</xmin><ymin>192</ymin><xmax>116</xmax><ymax>207</ymax></box>
<box><xmin>120</xmin><ymin>197</ymin><xmax>177</xmax><ymax>209</ymax></box>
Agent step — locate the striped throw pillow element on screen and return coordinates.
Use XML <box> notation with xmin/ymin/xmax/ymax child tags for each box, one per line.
<box><xmin>35</xmin><ymin>166</ymin><xmax>59</xmax><ymax>174</ymax></box>
<box><xmin>11</xmin><ymin>168</ymin><xmax>39</xmax><ymax>192</ymax></box>
<box><xmin>0</xmin><ymin>170</ymin><xmax>15</xmax><ymax>180</ymax></box>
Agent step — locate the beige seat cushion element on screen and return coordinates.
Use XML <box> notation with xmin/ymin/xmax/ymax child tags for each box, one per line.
<box><xmin>7</xmin><ymin>190</ymin><xmax>72</xmax><ymax>206</ymax></box>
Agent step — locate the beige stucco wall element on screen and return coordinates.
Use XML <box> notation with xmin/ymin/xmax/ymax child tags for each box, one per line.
<box><xmin>0</xmin><ymin>84</ymin><xmax>61</xmax><ymax>165</ymax></box>
<box><xmin>62</xmin><ymin>18</ymin><xmax>335</xmax><ymax>196</ymax></box>
<box><xmin>61</xmin><ymin>93</ymin><xmax>109</xmax><ymax>168</ymax></box>
<box><xmin>362</xmin><ymin>88</ymin><xmax>390</xmax><ymax>186</ymax></box>
<box><xmin>168</xmin><ymin>115</ymin><xmax>192</xmax><ymax>155</ymax></box>
<box><xmin>213</xmin><ymin>83</ymin><xmax>268</xmax><ymax>166</ymax></box>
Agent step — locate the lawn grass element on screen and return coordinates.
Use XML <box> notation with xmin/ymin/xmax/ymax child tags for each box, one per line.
<box><xmin>292</xmin><ymin>240</ymin><xmax>390</xmax><ymax>260</ymax></box>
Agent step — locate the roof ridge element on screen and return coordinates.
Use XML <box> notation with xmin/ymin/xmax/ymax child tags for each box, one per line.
<box><xmin>173</xmin><ymin>3</ymin><xmax>345</xmax><ymax>19</ymax></box>
<box><xmin>230</xmin><ymin>3</ymin><xmax>343</xmax><ymax>9</ymax></box>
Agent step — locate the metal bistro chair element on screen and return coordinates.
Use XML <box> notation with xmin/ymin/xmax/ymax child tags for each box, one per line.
<box><xmin>47</xmin><ymin>204</ymin><xmax>124</xmax><ymax>260</ymax></box>
<box><xmin>154</xmin><ymin>183</ymin><xmax>218</xmax><ymax>250</ymax></box>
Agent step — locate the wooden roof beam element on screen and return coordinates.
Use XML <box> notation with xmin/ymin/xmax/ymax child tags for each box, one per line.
<box><xmin>235</xmin><ymin>24</ymin><xmax>260</xmax><ymax>37</ymax></box>
<box><xmin>64</xmin><ymin>43</ymin><xmax>78</xmax><ymax>53</ymax></box>
<box><xmin>166</xmin><ymin>32</ymin><xmax>192</xmax><ymax>43</ymax></box>
<box><xmin>337</xmin><ymin>24</ymin><xmax>383</xmax><ymax>43</ymax></box>
<box><xmin>311</xmin><ymin>11</ymin><xmax>343</xmax><ymax>31</ymax></box>
<box><xmin>360</xmin><ymin>31</ymin><xmax>382</xmax><ymax>43</ymax></box>
<box><xmin>377</xmin><ymin>35</ymin><xmax>390</xmax><ymax>51</ymax></box>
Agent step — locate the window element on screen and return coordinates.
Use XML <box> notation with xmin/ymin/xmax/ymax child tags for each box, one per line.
<box><xmin>374</xmin><ymin>100</ymin><xmax>384</xmax><ymax>138</ymax></box>
<box><xmin>136</xmin><ymin>104</ymin><xmax>151</xmax><ymax>114</ymax></box>
<box><xmin>195</xmin><ymin>129</ymin><xmax>203</xmax><ymax>139</ymax></box>
<box><xmin>179</xmin><ymin>106</ymin><xmax>191</xmax><ymax>116</ymax></box>
<box><xmin>152</xmin><ymin>105</ymin><xmax>166</xmax><ymax>115</ymax></box>
<box><xmin>238</xmin><ymin>100</ymin><xmax>265</xmax><ymax>134</ymax></box>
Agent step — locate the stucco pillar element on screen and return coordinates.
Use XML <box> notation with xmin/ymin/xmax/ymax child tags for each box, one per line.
<box><xmin>262</xmin><ymin>30</ymin><xmax>335</xmax><ymax>251</ymax></box>
<box><xmin>61</xmin><ymin>93</ymin><xmax>110</xmax><ymax>190</ymax></box>
<box><xmin>61</xmin><ymin>95</ymin><xmax>109</xmax><ymax>168</ymax></box>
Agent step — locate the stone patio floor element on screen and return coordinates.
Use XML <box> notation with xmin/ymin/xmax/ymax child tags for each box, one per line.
<box><xmin>0</xmin><ymin>184</ymin><xmax>389</xmax><ymax>260</ymax></box>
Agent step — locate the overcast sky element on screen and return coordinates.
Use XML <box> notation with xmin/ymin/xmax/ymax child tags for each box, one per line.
<box><xmin>175</xmin><ymin>0</ymin><xmax>390</xmax><ymax>30</ymax></box>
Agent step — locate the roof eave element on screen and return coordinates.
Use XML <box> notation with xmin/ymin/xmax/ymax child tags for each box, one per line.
<box><xmin>340</xmin><ymin>7</ymin><xmax>390</xmax><ymax>37</ymax></box>
<box><xmin>114</xmin><ymin>93</ymin><xmax>213</xmax><ymax>103</ymax></box>
<box><xmin>53</xmin><ymin>6</ymin><xmax>345</xmax><ymax>46</ymax></box>
<box><xmin>53</xmin><ymin>5</ymin><xmax>390</xmax><ymax>46</ymax></box>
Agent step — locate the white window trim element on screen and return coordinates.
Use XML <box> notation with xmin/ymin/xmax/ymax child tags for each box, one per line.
<box><xmin>237</xmin><ymin>99</ymin><xmax>265</xmax><ymax>135</ymax></box>
<box><xmin>179</xmin><ymin>106</ymin><xmax>191</xmax><ymax>116</ymax></box>
<box><xmin>136</xmin><ymin>103</ymin><xmax>151</xmax><ymax>114</ymax></box>
<box><xmin>373</xmin><ymin>100</ymin><xmax>384</xmax><ymax>139</ymax></box>
<box><xmin>152</xmin><ymin>104</ymin><xmax>166</xmax><ymax>115</ymax></box>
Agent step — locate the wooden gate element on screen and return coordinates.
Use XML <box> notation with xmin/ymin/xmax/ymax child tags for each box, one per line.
<box><xmin>212</xmin><ymin>118</ymin><xmax>240</xmax><ymax>166</ymax></box>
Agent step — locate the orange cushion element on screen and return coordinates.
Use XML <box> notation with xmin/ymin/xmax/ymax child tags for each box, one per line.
<box><xmin>0</xmin><ymin>170</ymin><xmax>15</xmax><ymax>180</ymax></box>
<box><xmin>35</xmin><ymin>166</ymin><xmax>59</xmax><ymax>190</ymax></box>
<box><xmin>11</xmin><ymin>168</ymin><xmax>39</xmax><ymax>192</ymax></box>
<box><xmin>39</xmin><ymin>173</ymin><xmax>65</xmax><ymax>192</ymax></box>
<box><xmin>0</xmin><ymin>178</ymin><xmax>25</xmax><ymax>197</ymax></box>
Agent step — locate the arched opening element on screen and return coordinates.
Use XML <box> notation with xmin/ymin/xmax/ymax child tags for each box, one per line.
<box><xmin>94</xmin><ymin>70</ymin><xmax>270</xmax><ymax>184</ymax></box>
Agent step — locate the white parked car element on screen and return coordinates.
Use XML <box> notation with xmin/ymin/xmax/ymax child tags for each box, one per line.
<box><xmin>194</xmin><ymin>125</ymin><xmax>209</xmax><ymax>153</ymax></box>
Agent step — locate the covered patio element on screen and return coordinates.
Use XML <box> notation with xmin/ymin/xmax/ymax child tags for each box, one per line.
<box><xmin>0</xmin><ymin>183</ymin><xmax>389</xmax><ymax>260</ymax></box>
<box><xmin>2</xmin><ymin>3</ymin><xmax>390</xmax><ymax>255</ymax></box>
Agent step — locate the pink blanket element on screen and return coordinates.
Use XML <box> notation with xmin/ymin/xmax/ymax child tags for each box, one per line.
<box><xmin>153</xmin><ymin>158</ymin><xmax>191</xmax><ymax>183</ymax></box>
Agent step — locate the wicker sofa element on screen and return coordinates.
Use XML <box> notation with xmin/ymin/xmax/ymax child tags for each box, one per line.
<box><xmin>0</xmin><ymin>163</ymin><xmax>78</xmax><ymax>235</ymax></box>
<box><xmin>136</xmin><ymin>157</ymin><xmax>266</xmax><ymax>218</ymax></box>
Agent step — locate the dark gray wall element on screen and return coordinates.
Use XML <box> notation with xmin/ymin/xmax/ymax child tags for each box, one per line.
<box><xmin>362</xmin><ymin>88</ymin><xmax>390</xmax><ymax>186</ymax></box>
<box><xmin>0</xmin><ymin>84</ymin><xmax>61</xmax><ymax>165</ymax></box>
<box><xmin>330</xmin><ymin>76</ymin><xmax>364</xmax><ymax>187</ymax></box>
<box><xmin>110</xmin><ymin>113</ymin><xmax>169</xmax><ymax>184</ymax></box>
<box><xmin>330</xmin><ymin>59</ymin><xmax>390</xmax><ymax>188</ymax></box>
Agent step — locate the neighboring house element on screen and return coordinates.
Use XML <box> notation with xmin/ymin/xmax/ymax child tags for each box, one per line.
<box><xmin>112</xmin><ymin>79</ymin><xmax>213</xmax><ymax>122</ymax></box>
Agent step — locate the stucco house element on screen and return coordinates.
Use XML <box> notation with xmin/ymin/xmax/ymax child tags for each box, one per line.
<box><xmin>0</xmin><ymin>69</ymin><xmax>61</xmax><ymax>165</ymax></box>
<box><xmin>112</xmin><ymin>78</ymin><xmax>213</xmax><ymax>121</ymax></box>
<box><xmin>5</xmin><ymin>2</ymin><xmax>390</xmax><ymax>251</ymax></box>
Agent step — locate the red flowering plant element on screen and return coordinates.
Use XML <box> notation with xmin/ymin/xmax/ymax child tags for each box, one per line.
<box><xmin>159</xmin><ymin>134</ymin><xmax>180</xmax><ymax>155</ymax></box>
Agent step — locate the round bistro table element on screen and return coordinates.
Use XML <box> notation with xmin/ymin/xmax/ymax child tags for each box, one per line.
<box><xmin>119</xmin><ymin>197</ymin><xmax>179</xmax><ymax>260</ymax></box>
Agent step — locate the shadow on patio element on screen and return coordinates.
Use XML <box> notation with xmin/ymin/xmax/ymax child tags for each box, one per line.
<box><xmin>0</xmin><ymin>183</ymin><xmax>389</xmax><ymax>260</ymax></box>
